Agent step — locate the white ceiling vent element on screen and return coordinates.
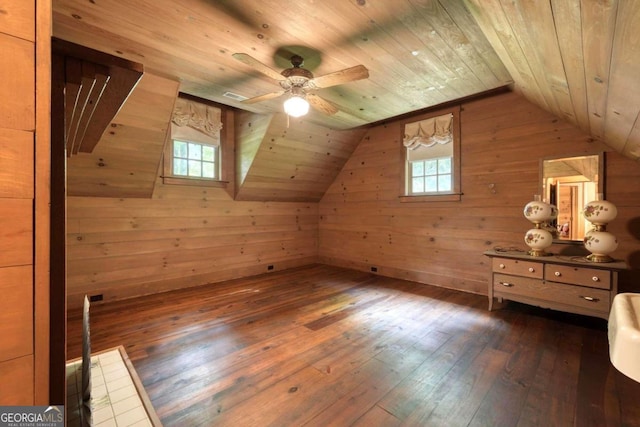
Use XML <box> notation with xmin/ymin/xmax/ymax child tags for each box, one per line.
<box><xmin>223</xmin><ymin>91</ymin><xmax>248</xmax><ymax>101</ymax></box>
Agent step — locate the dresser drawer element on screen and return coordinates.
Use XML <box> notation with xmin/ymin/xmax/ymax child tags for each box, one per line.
<box><xmin>492</xmin><ymin>257</ymin><xmax>542</xmax><ymax>279</ymax></box>
<box><xmin>493</xmin><ymin>273</ymin><xmax>610</xmax><ymax>314</ymax></box>
<box><xmin>544</xmin><ymin>264</ymin><xmax>611</xmax><ymax>290</ymax></box>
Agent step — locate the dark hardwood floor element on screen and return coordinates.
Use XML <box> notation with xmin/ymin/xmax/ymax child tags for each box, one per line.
<box><xmin>67</xmin><ymin>264</ymin><xmax>640</xmax><ymax>426</ymax></box>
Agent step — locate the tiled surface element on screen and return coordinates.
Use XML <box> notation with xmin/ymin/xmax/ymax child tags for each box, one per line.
<box><xmin>66</xmin><ymin>349</ymin><xmax>153</xmax><ymax>427</ymax></box>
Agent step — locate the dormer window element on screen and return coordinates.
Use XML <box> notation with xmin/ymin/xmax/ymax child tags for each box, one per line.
<box><xmin>163</xmin><ymin>95</ymin><xmax>227</xmax><ymax>187</ymax></box>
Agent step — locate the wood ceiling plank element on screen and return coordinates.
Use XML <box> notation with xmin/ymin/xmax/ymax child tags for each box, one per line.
<box><xmin>385</xmin><ymin>0</ymin><xmax>489</xmax><ymax>92</ymax></box>
<box><xmin>439</xmin><ymin>0</ymin><xmax>513</xmax><ymax>86</ymax></box>
<box><xmin>325</xmin><ymin>1</ymin><xmax>464</xmax><ymax>104</ymax></box>
<box><xmin>463</xmin><ymin>0</ymin><xmax>549</xmax><ymax>111</ymax></box>
<box><xmin>580</xmin><ymin>0</ymin><xmax>618</xmax><ymax>140</ymax></box>
<box><xmin>495</xmin><ymin>0</ymin><xmax>563</xmax><ymax>118</ymax></box>
<box><xmin>551</xmin><ymin>0</ymin><xmax>590</xmax><ymax>132</ymax></box>
<box><xmin>603</xmin><ymin>0</ymin><xmax>640</xmax><ymax>155</ymax></box>
<box><xmin>515</xmin><ymin>0</ymin><xmax>577</xmax><ymax>121</ymax></box>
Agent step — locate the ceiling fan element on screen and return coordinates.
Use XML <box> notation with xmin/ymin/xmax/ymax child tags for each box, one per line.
<box><xmin>232</xmin><ymin>53</ymin><xmax>369</xmax><ymax>117</ymax></box>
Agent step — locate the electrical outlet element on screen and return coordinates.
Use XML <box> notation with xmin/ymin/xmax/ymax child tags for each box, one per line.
<box><xmin>89</xmin><ymin>294</ymin><xmax>103</xmax><ymax>302</ymax></box>
<box><xmin>370</xmin><ymin>266</ymin><xmax>378</xmax><ymax>272</ymax></box>
<box><xmin>267</xmin><ymin>265</ymin><xmax>274</xmax><ymax>271</ymax></box>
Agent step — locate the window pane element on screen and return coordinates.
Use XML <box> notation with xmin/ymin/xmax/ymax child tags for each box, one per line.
<box><xmin>202</xmin><ymin>145</ymin><xmax>216</xmax><ymax>162</ymax></box>
<box><xmin>202</xmin><ymin>162</ymin><xmax>215</xmax><ymax>178</ymax></box>
<box><xmin>411</xmin><ymin>161</ymin><xmax>424</xmax><ymax>177</ymax></box>
<box><xmin>412</xmin><ymin>177</ymin><xmax>424</xmax><ymax>193</ymax></box>
<box><xmin>424</xmin><ymin>159</ymin><xmax>437</xmax><ymax>175</ymax></box>
<box><xmin>174</xmin><ymin>140</ymin><xmax>188</xmax><ymax>158</ymax></box>
<box><xmin>188</xmin><ymin>160</ymin><xmax>202</xmax><ymax>177</ymax></box>
<box><xmin>438</xmin><ymin>174</ymin><xmax>452</xmax><ymax>191</ymax></box>
<box><xmin>425</xmin><ymin>176</ymin><xmax>438</xmax><ymax>192</ymax></box>
<box><xmin>438</xmin><ymin>157</ymin><xmax>452</xmax><ymax>174</ymax></box>
<box><xmin>188</xmin><ymin>143</ymin><xmax>202</xmax><ymax>160</ymax></box>
<box><xmin>173</xmin><ymin>158</ymin><xmax>188</xmax><ymax>176</ymax></box>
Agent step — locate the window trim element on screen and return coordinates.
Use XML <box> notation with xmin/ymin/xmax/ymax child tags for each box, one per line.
<box><xmin>399</xmin><ymin>106</ymin><xmax>461</xmax><ymax>202</ymax></box>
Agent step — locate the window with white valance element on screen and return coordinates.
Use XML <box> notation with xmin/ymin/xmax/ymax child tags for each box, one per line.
<box><xmin>401</xmin><ymin>108</ymin><xmax>461</xmax><ymax>201</ymax></box>
<box><xmin>163</xmin><ymin>95</ymin><xmax>227</xmax><ymax>186</ymax></box>
<box><xmin>171</xmin><ymin>97</ymin><xmax>223</xmax><ymax>146</ymax></box>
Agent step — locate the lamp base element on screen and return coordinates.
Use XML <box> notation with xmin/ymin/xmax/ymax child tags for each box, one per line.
<box><xmin>586</xmin><ymin>253</ymin><xmax>614</xmax><ymax>263</ymax></box>
<box><xmin>527</xmin><ymin>249</ymin><xmax>552</xmax><ymax>257</ymax></box>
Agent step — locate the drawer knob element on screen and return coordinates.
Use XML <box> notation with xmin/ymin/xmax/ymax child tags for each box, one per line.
<box><xmin>499</xmin><ymin>282</ymin><xmax>514</xmax><ymax>287</ymax></box>
<box><xmin>499</xmin><ymin>263</ymin><xmax>505</xmax><ymax>269</ymax></box>
<box><xmin>528</xmin><ymin>267</ymin><xmax>535</xmax><ymax>273</ymax></box>
<box><xmin>580</xmin><ymin>295</ymin><xmax>600</xmax><ymax>303</ymax></box>
<box><xmin>554</xmin><ymin>271</ymin><xmax>561</xmax><ymax>277</ymax></box>
<box><xmin>592</xmin><ymin>276</ymin><xmax>600</xmax><ymax>282</ymax></box>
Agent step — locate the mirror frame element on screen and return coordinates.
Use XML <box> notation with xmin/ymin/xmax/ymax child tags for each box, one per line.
<box><xmin>540</xmin><ymin>152</ymin><xmax>605</xmax><ymax>243</ymax></box>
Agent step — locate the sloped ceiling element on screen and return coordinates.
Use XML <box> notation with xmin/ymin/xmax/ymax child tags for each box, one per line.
<box><xmin>235</xmin><ymin>111</ymin><xmax>367</xmax><ymax>202</ymax></box>
<box><xmin>53</xmin><ymin>0</ymin><xmax>640</xmax><ymax>199</ymax></box>
<box><xmin>66</xmin><ymin>72</ymin><xmax>179</xmax><ymax>198</ymax></box>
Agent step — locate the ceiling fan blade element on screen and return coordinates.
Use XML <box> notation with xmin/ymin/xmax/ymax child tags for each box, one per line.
<box><xmin>312</xmin><ymin>65</ymin><xmax>369</xmax><ymax>89</ymax></box>
<box><xmin>232</xmin><ymin>53</ymin><xmax>283</xmax><ymax>81</ymax></box>
<box><xmin>307</xmin><ymin>93</ymin><xmax>339</xmax><ymax>115</ymax></box>
<box><xmin>242</xmin><ymin>90</ymin><xmax>285</xmax><ymax>104</ymax></box>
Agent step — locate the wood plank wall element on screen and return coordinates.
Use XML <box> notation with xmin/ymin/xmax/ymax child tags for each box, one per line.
<box><xmin>0</xmin><ymin>0</ymin><xmax>50</xmax><ymax>404</ymax></box>
<box><xmin>66</xmin><ymin>183</ymin><xmax>319</xmax><ymax>309</ymax></box>
<box><xmin>319</xmin><ymin>91</ymin><xmax>640</xmax><ymax>295</ymax></box>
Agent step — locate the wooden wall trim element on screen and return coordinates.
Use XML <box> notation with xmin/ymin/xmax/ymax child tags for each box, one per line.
<box><xmin>34</xmin><ymin>0</ymin><xmax>52</xmax><ymax>404</ymax></box>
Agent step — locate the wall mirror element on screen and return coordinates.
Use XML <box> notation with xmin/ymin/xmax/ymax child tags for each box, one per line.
<box><xmin>541</xmin><ymin>153</ymin><xmax>604</xmax><ymax>242</ymax></box>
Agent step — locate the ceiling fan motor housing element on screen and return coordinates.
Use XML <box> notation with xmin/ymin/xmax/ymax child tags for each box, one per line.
<box><xmin>281</xmin><ymin>54</ymin><xmax>314</xmax><ymax>83</ymax></box>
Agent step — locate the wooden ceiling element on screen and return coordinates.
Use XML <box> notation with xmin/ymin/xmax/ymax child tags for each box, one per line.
<box><xmin>53</xmin><ymin>0</ymin><xmax>640</xmax><ymax>200</ymax></box>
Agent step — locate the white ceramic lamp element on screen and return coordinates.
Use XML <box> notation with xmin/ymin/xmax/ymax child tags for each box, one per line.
<box><xmin>523</xmin><ymin>195</ymin><xmax>554</xmax><ymax>256</ymax></box>
<box><xmin>524</xmin><ymin>227</ymin><xmax>553</xmax><ymax>256</ymax></box>
<box><xmin>583</xmin><ymin>198</ymin><xmax>618</xmax><ymax>262</ymax></box>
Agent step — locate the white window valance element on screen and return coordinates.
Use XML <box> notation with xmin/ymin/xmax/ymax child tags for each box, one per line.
<box><xmin>171</xmin><ymin>97</ymin><xmax>223</xmax><ymax>146</ymax></box>
<box><xmin>403</xmin><ymin>113</ymin><xmax>453</xmax><ymax>150</ymax></box>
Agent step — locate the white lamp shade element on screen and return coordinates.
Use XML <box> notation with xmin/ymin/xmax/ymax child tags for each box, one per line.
<box><xmin>283</xmin><ymin>96</ymin><xmax>309</xmax><ymax>117</ymax></box>
<box><xmin>524</xmin><ymin>200</ymin><xmax>554</xmax><ymax>223</ymax></box>
<box><xmin>583</xmin><ymin>200</ymin><xmax>618</xmax><ymax>225</ymax></box>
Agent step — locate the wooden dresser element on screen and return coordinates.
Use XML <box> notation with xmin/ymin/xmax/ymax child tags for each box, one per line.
<box><xmin>484</xmin><ymin>250</ymin><xmax>627</xmax><ymax>320</ymax></box>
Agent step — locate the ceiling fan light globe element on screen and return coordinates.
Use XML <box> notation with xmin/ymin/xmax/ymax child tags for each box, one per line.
<box><xmin>284</xmin><ymin>96</ymin><xmax>309</xmax><ymax>117</ymax></box>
